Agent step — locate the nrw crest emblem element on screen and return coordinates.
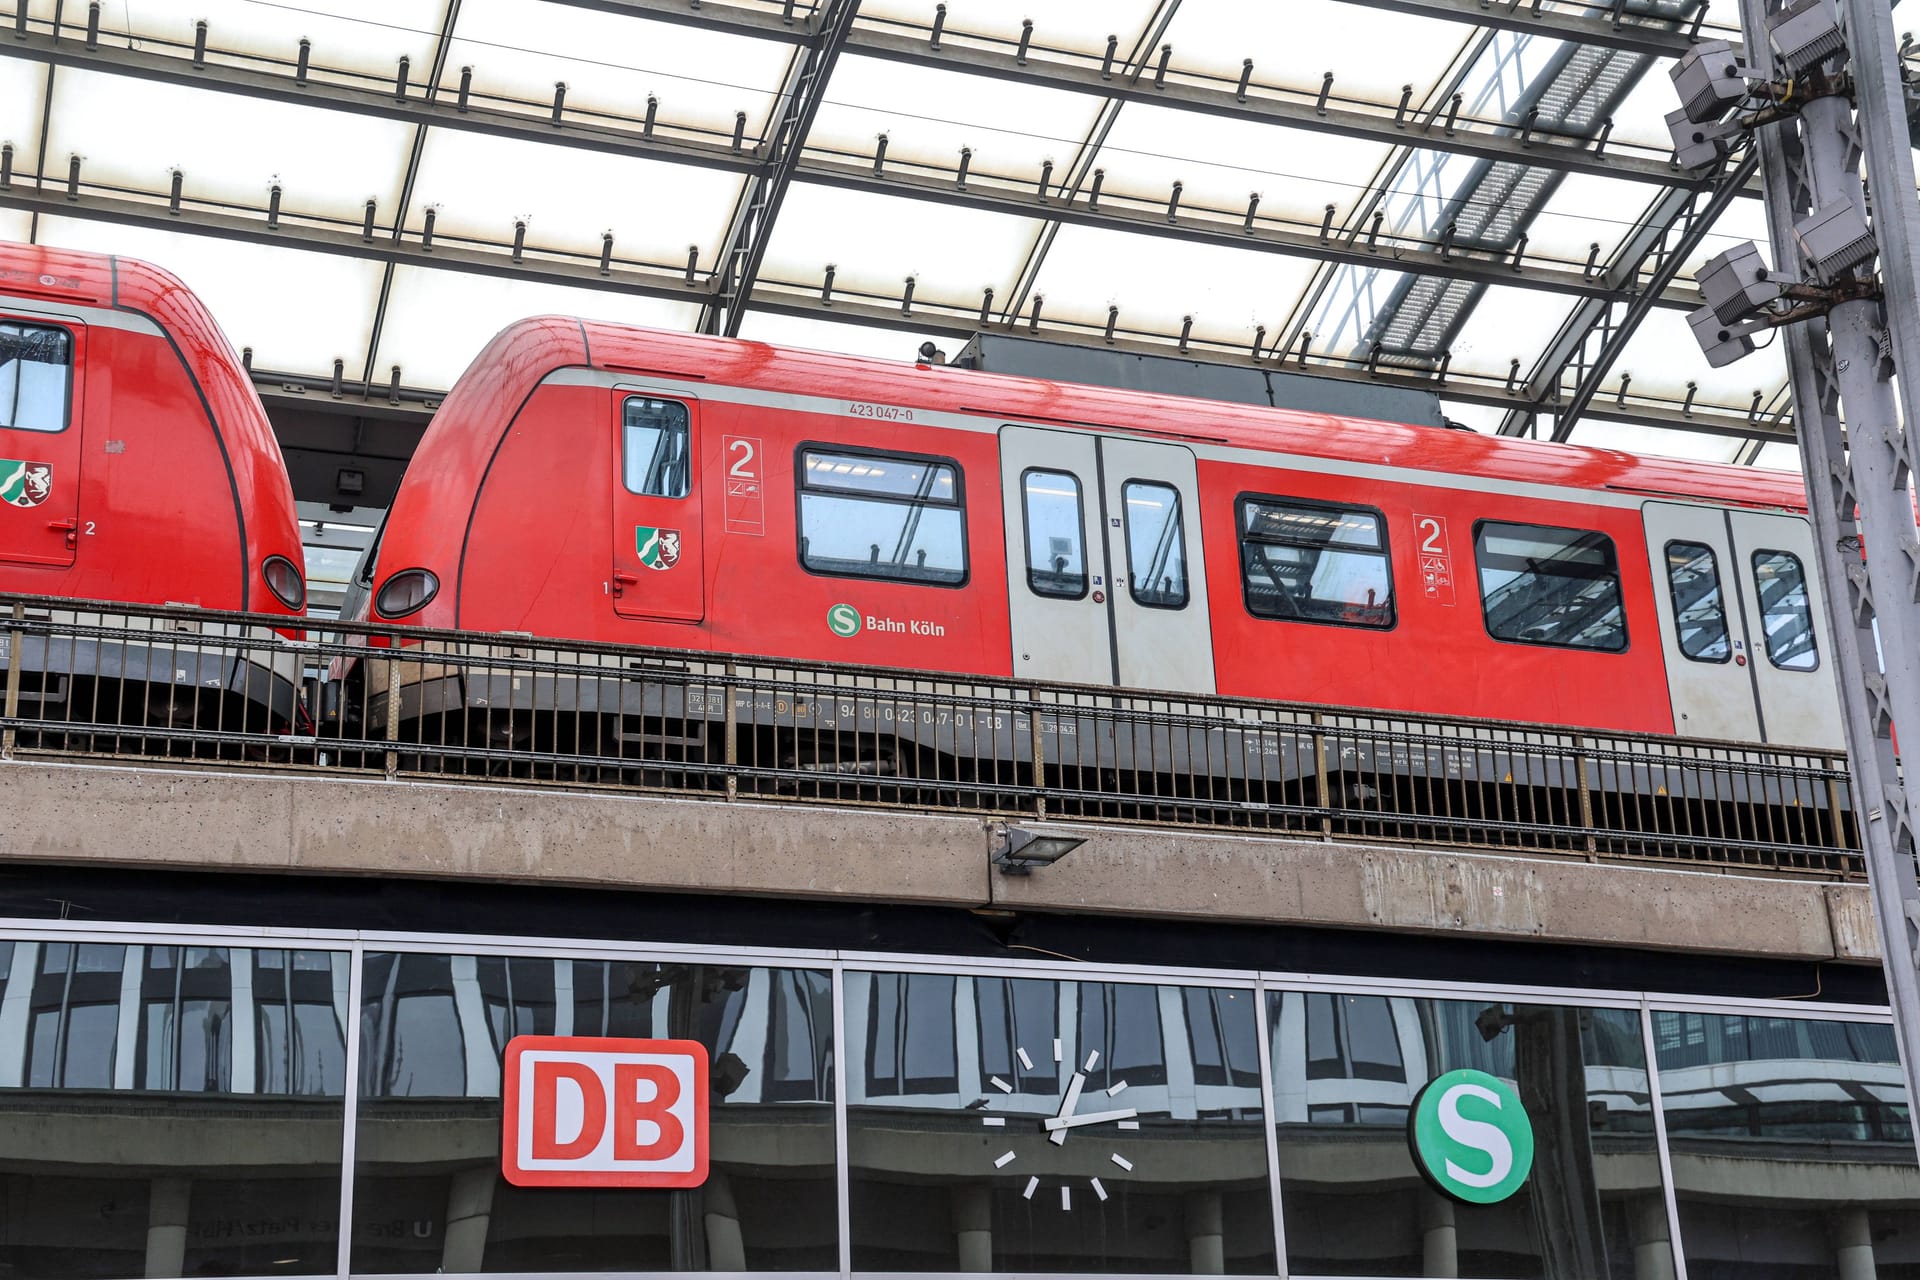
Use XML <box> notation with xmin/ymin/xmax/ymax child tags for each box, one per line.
<box><xmin>0</xmin><ymin>460</ymin><xmax>52</xmax><ymax>509</ymax></box>
<box><xmin>635</xmin><ymin>526</ymin><xmax>682</xmax><ymax>571</ymax></box>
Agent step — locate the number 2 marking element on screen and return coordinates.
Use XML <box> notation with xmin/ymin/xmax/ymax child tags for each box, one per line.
<box><xmin>1417</xmin><ymin>517</ymin><xmax>1443</xmax><ymax>554</ymax></box>
<box><xmin>727</xmin><ymin>438</ymin><xmax>756</xmax><ymax>478</ymax></box>
<box><xmin>83</xmin><ymin>521</ymin><xmax>95</xmax><ymax>536</ymax></box>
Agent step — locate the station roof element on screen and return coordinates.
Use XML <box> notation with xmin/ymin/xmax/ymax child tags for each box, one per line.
<box><xmin>4</xmin><ymin>0</ymin><xmax>1880</xmax><ymax>526</ymax></box>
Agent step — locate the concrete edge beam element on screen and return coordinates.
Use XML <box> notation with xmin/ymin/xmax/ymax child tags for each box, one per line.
<box><xmin>0</xmin><ymin>761</ymin><xmax>1877</xmax><ymax>965</ymax></box>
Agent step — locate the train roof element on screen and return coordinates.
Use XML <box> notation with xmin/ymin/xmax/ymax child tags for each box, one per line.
<box><xmin>425</xmin><ymin>315</ymin><xmax>1809</xmax><ymax>515</ymax></box>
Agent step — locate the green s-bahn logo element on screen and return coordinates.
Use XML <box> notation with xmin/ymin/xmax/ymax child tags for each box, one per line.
<box><xmin>826</xmin><ymin>603</ymin><xmax>862</xmax><ymax>638</ymax></box>
<box><xmin>1407</xmin><ymin>1069</ymin><xmax>1535</xmax><ymax>1205</ymax></box>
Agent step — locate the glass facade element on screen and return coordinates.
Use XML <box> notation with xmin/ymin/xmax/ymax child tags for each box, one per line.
<box><xmin>0</xmin><ymin>926</ymin><xmax>1912</xmax><ymax>1279</ymax></box>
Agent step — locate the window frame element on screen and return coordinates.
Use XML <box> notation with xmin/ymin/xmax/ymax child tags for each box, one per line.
<box><xmin>1235</xmin><ymin>492</ymin><xmax>1397</xmax><ymax>631</ymax></box>
<box><xmin>1751</xmin><ymin>547</ymin><xmax>1821</xmax><ymax>673</ymax></box>
<box><xmin>1663</xmin><ymin>539</ymin><xmax>1733</xmax><ymax>665</ymax></box>
<box><xmin>793</xmin><ymin>441</ymin><xmax>970</xmax><ymax>589</ymax></box>
<box><xmin>0</xmin><ymin>317</ymin><xmax>77</xmax><ymax>436</ymax></box>
<box><xmin>1121</xmin><ymin>478</ymin><xmax>1191</xmax><ymax>611</ymax></box>
<box><xmin>1018</xmin><ymin>466</ymin><xmax>1089</xmax><ymax>601</ymax></box>
<box><xmin>618</xmin><ymin>395</ymin><xmax>693</xmax><ymax>500</ymax></box>
<box><xmin>1473</xmin><ymin>518</ymin><xmax>1630</xmax><ymax>654</ymax></box>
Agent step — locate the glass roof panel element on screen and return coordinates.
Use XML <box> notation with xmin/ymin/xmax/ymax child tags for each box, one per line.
<box><xmin>115</xmin><ymin>0</ymin><xmax>445</xmax><ymax>77</ymax></box>
<box><xmin>807</xmin><ymin>54</ymin><xmax>1104</xmax><ymax>178</ymax></box>
<box><xmin>1569</xmin><ymin>420</ymin><xmax>1746</xmax><ymax>464</ymax></box>
<box><xmin>402</xmin><ymin>129</ymin><xmax>747</xmax><ymax>264</ymax></box>
<box><xmin>1026</xmin><ymin>224</ymin><xmax>1317</xmax><ymax>346</ymax></box>
<box><xmin>0</xmin><ymin>212</ymin><xmax>30</xmax><ymax>243</ymax></box>
<box><xmin>756</xmin><ymin>183</ymin><xmax>1040</xmax><ymax>303</ymax></box>
<box><xmin>373</xmin><ymin>266</ymin><xmax>703</xmax><ymax>388</ymax></box>
<box><xmin>0</xmin><ymin>56</ymin><xmax>47</xmax><ymax>167</ymax></box>
<box><xmin>1754</xmin><ymin>440</ymin><xmax>1801</xmax><ymax>470</ymax></box>
<box><xmin>1524</xmin><ymin>173</ymin><xmax>1655</xmax><ymax>267</ymax></box>
<box><xmin>1604</xmin><ymin>58</ymin><xmax>1687</xmax><ymax>156</ymax></box>
<box><xmin>44</xmin><ymin>69</ymin><xmax>413</xmax><ymax>223</ymax></box>
<box><xmin>738</xmin><ymin>310</ymin><xmax>956</xmax><ymax>363</ymax></box>
<box><xmin>859</xmin><ymin>0</ymin><xmax>1165</xmax><ymax>59</ymax></box>
<box><xmin>1681</xmin><ymin>192</ymin><xmax>1777</xmax><ymax>280</ymax></box>
<box><xmin>447</xmin><ymin>0</ymin><xmax>790</xmax><ymax>138</ymax></box>
<box><xmin>1608</xmin><ymin>306</ymin><xmax>1790</xmax><ymax>405</ymax></box>
<box><xmin>1446</xmin><ymin>285</ymin><xmax>1577</xmax><ymax>380</ymax></box>
<box><xmin>1163</xmin><ymin>0</ymin><xmax>1477</xmax><ymax>102</ymax></box>
<box><xmin>35</xmin><ymin>215</ymin><xmax>383</xmax><ymax>378</ymax></box>
<box><xmin>1093</xmin><ymin>102</ymin><xmax>1393</xmax><ymax>228</ymax></box>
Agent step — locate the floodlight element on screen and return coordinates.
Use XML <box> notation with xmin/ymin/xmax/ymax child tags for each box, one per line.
<box><xmin>1669</xmin><ymin>40</ymin><xmax>1747</xmax><ymax>124</ymax></box>
<box><xmin>1697</xmin><ymin>241</ymin><xmax>1792</xmax><ymax>325</ymax></box>
<box><xmin>1768</xmin><ymin>0</ymin><xmax>1846</xmax><ymax>73</ymax></box>
<box><xmin>991</xmin><ymin>826</ymin><xmax>1086</xmax><ymax>875</ymax></box>
<box><xmin>1793</xmin><ymin>199</ymin><xmax>1876</xmax><ymax>280</ymax></box>
<box><xmin>1665</xmin><ymin>109</ymin><xmax>1740</xmax><ymax>172</ymax></box>
<box><xmin>1687</xmin><ymin>304</ymin><xmax>1768</xmax><ymax>368</ymax></box>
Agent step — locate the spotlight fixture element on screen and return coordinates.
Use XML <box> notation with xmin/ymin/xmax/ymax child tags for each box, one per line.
<box><xmin>1793</xmin><ymin>199</ymin><xmax>1877</xmax><ymax>281</ymax></box>
<box><xmin>1668</xmin><ymin>40</ymin><xmax>1748</xmax><ymax>125</ymax></box>
<box><xmin>1697</xmin><ymin>241</ymin><xmax>1793</xmax><ymax>325</ymax></box>
<box><xmin>1767</xmin><ymin>0</ymin><xmax>1846</xmax><ymax>74</ymax></box>
<box><xmin>992</xmin><ymin>826</ymin><xmax>1086</xmax><ymax>875</ymax></box>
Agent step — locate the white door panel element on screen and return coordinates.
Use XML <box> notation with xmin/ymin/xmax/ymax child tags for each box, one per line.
<box><xmin>1000</xmin><ymin>427</ymin><xmax>1112</xmax><ymax>684</ymax></box>
<box><xmin>1642</xmin><ymin>502</ymin><xmax>1762</xmax><ymax>742</ymax></box>
<box><xmin>1099</xmin><ymin>438</ymin><xmax>1216</xmax><ymax>694</ymax></box>
<box><xmin>1728</xmin><ymin>510</ymin><xmax>1843</xmax><ymax>749</ymax></box>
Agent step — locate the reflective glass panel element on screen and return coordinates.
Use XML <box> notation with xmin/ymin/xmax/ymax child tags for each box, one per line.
<box><xmin>1239</xmin><ymin>497</ymin><xmax>1394</xmax><ymax>627</ymax></box>
<box><xmin>1665</xmin><ymin>540</ymin><xmax>1732</xmax><ymax>662</ymax></box>
<box><xmin>798</xmin><ymin>447</ymin><xmax>967</xmax><ymax>586</ymax></box>
<box><xmin>0</xmin><ymin>322</ymin><xmax>71</xmax><ymax>433</ymax></box>
<box><xmin>1752</xmin><ymin>550</ymin><xmax>1819</xmax><ymax>671</ymax></box>
<box><xmin>1124</xmin><ymin>481</ymin><xmax>1190</xmax><ymax>610</ymax></box>
<box><xmin>622</xmin><ymin>398</ymin><xmax>692</xmax><ymax>499</ymax></box>
<box><xmin>1272</xmin><ymin>991</ymin><xmax>1668</xmax><ymax>1277</ymax></box>
<box><xmin>848</xmin><ymin>973</ymin><xmax>1274</xmax><ymax>1273</ymax></box>
<box><xmin>0</xmin><ymin>940</ymin><xmax>348</xmax><ymax>1277</ymax></box>
<box><xmin>1655</xmin><ymin>1010</ymin><xmax>1919</xmax><ymax>1276</ymax></box>
<box><xmin>1476</xmin><ymin>522</ymin><xmax>1627</xmax><ymax>652</ymax></box>
<box><xmin>1022</xmin><ymin>469</ymin><xmax>1087</xmax><ymax>599</ymax></box>
<box><xmin>352</xmin><ymin>953</ymin><xmax>836</xmax><ymax>1272</ymax></box>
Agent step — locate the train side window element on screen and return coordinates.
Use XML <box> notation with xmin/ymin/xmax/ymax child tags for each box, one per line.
<box><xmin>1475</xmin><ymin>521</ymin><xmax>1627</xmax><ymax>652</ymax></box>
<box><xmin>1664</xmin><ymin>540</ymin><xmax>1731</xmax><ymax>662</ymax></box>
<box><xmin>796</xmin><ymin>445</ymin><xmax>967</xmax><ymax>586</ymax></box>
<box><xmin>1020</xmin><ymin>469</ymin><xmax>1087</xmax><ymax>599</ymax></box>
<box><xmin>1123</xmin><ymin>481</ymin><xmax>1190</xmax><ymax>609</ymax></box>
<box><xmin>0</xmin><ymin>321</ymin><xmax>73</xmax><ymax>433</ymax></box>
<box><xmin>1237</xmin><ymin>495</ymin><xmax>1393</xmax><ymax>628</ymax></box>
<box><xmin>621</xmin><ymin>397</ymin><xmax>692</xmax><ymax>498</ymax></box>
<box><xmin>1752</xmin><ymin>549</ymin><xmax>1819</xmax><ymax>671</ymax></box>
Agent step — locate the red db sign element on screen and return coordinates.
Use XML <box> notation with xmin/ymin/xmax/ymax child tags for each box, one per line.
<box><xmin>502</xmin><ymin>1036</ymin><xmax>710</xmax><ymax>1188</ymax></box>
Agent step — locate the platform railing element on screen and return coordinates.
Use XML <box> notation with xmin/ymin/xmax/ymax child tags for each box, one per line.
<box><xmin>0</xmin><ymin>595</ymin><xmax>1863</xmax><ymax>879</ymax></box>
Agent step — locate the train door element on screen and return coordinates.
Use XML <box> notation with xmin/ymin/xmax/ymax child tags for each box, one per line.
<box><xmin>609</xmin><ymin>388</ymin><xmax>704</xmax><ymax>623</ymax></box>
<box><xmin>0</xmin><ymin>316</ymin><xmax>84</xmax><ymax>568</ymax></box>
<box><xmin>999</xmin><ymin>426</ymin><xmax>1215</xmax><ymax>694</ymax></box>
<box><xmin>1727</xmin><ymin>509</ymin><xmax>1842</xmax><ymax>747</ymax></box>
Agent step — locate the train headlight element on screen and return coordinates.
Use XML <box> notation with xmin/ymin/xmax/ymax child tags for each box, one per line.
<box><xmin>262</xmin><ymin>555</ymin><xmax>307</xmax><ymax>611</ymax></box>
<box><xmin>375</xmin><ymin>568</ymin><xmax>439</xmax><ymax>619</ymax></box>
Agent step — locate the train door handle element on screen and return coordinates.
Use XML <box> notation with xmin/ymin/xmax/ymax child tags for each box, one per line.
<box><xmin>46</xmin><ymin>517</ymin><xmax>77</xmax><ymax>547</ymax></box>
<box><xmin>612</xmin><ymin>569</ymin><xmax>640</xmax><ymax>596</ymax></box>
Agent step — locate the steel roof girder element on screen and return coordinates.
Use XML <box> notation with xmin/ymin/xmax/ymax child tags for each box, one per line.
<box><xmin>795</xmin><ymin>158</ymin><xmax>1704</xmax><ymax>308</ymax></box>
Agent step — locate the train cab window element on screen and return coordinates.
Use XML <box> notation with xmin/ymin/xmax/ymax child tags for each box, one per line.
<box><xmin>797</xmin><ymin>445</ymin><xmax>966</xmax><ymax>586</ymax></box>
<box><xmin>1238</xmin><ymin>496</ymin><xmax>1393</xmax><ymax>628</ymax></box>
<box><xmin>1476</xmin><ymin>522</ymin><xmax>1626</xmax><ymax>652</ymax></box>
<box><xmin>1020</xmin><ymin>469</ymin><xmax>1087</xmax><ymax>598</ymax></box>
<box><xmin>1665</xmin><ymin>540</ymin><xmax>1732</xmax><ymax>662</ymax></box>
<box><xmin>1124</xmin><ymin>481</ymin><xmax>1190</xmax><ymax>609</ymax></box>
<box><xmin>0</xmin><ymin>321</ymin><xmax>72</xmax><ymax>433</ymax></box>
<box><xmin>1753</xmin><ymin>549</ymin><xmax>1819</xmax><ymax>671</ymax></box>
<box><xmin>621</xmin><ymin>397</ymin><xmax>691</xmax><ymax>498</ymax></box>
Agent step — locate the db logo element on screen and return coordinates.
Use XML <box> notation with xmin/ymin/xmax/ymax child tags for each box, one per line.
<box><xmin>501</xmin><ymin>1036</ymin><xmax>709</xmax><ymax>1188</ymax></box>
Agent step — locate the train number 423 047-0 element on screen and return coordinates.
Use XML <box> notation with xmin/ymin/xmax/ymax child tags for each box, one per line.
<box><xmin>847</xmin><ymin>401</ymin><xmax>914</xmax><ymax>422</ymax></box>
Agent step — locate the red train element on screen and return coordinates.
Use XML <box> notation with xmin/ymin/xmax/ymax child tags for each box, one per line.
<box><xmin>0</xmin><ymin>244</ymin><xmax>307</xmax><ymax>730</ymax></box>
<box><xmin>346</xmin><ymin>318</ymin><xmax>1840</xmax><ymax>750</ymax></box>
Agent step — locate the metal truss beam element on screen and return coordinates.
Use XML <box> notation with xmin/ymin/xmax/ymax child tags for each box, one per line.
<box><xmin>702</xmin><ymin>0</ymin><xmax>861</xmax><ymax>336</ymax></box>
<box><xmin>1496</xmin><ymin>148</ymin><xmax>1759</xmax><ymax>438</ymax></box>
<box><xmin>2</xmin><ymin>13</ymin><xmax>1702</xmax><ymax>196</ymax></box>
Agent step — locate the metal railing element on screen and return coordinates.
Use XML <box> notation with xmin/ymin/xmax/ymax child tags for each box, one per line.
<box><xmin>0</xmin><ymin>595</ymin><xmax>1862</xmax><ymax>879</ymax></box>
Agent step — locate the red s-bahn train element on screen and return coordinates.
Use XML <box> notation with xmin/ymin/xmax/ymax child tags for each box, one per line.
<box><xmin>0</xmin><ymin>243</ymin><xmax>307</xmax><ymax>730</ymax></box>
<box><xmin>346</xmin><ymin>317</ymin><xmax>1840</xmax><ymax>751</ymax></box>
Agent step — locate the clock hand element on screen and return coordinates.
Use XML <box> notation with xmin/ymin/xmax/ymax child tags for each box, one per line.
<box><xmin>1048</xmin><ymin>1072</ymin><xmax>1087</xmax><ymax>1146</ymax></box>
<box><xmin>1043</xmin><ymin>1107</ymin><xmax>1139</xmax><ymax>1131</ymax></box>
